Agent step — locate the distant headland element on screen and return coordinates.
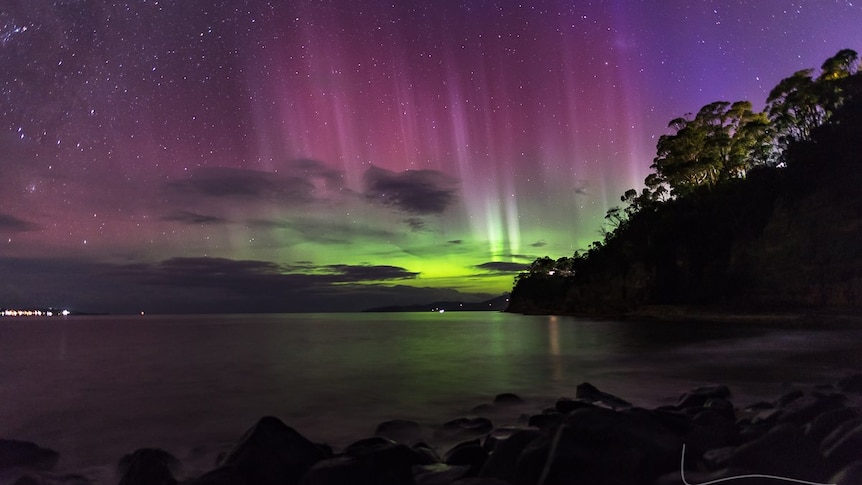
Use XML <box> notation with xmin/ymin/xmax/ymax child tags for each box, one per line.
<box><xmin>363</xmin><ymin>294</ymin><xmax>510</xmax><ymax>313</ymax></box>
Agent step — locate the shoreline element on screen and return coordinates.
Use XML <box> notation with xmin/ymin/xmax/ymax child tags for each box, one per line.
<box><xmin>509</xmin><ymin>304</ymin><xmax>862</xmax><ymax>325</ymax></box>
<box><xmin>3</xmin><ymin>377</ymin><xmax>861</xmax><ymax>485</ymax></box>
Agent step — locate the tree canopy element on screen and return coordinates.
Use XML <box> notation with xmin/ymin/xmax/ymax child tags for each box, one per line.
<box><xmin>519</xmin><ymin>49</ymin><xmax>861</xmax><ymax>282</ymax></box>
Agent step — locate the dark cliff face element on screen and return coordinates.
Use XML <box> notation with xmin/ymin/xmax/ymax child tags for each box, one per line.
<box><xmin>508</xmin><ymin>102</ymin><xmax>862</xmax><ymax>316</ymax></box>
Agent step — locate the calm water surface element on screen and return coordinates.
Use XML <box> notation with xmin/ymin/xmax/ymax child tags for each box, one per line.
<box><xmin>0</xmin><ymin>312</ymin><xmax>859</xmax><ymax>477</ymax></box>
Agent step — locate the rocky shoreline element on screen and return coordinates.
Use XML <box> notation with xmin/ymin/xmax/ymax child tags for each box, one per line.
<box><xmin>3</xmin><ymin>377</ymin><xmax>862</xmax><ymax>485</ymax></box>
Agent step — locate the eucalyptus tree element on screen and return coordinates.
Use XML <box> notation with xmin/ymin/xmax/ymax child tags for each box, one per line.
<box><xmin>651</xmin><ymin>100</ymin><xmax>770</xmax><ymax>197</ymax></box>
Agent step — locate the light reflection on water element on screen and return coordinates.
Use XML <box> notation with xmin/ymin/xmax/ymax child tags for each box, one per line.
<box><xmin>0</xmin><ymin>312</ymin><xmax>859</xmax><ymax>473</ymax></box>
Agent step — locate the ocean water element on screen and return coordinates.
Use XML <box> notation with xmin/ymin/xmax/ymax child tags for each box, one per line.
<box><xmin>0</xmin><ymin>312</ymin><xmax>859</xmax><ymax>481</ymax></box>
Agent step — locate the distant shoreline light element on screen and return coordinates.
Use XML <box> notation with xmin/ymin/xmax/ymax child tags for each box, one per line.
<box><xmin>1</xmin><ymin>309</ymin><xmax>71</xmax><ymax>317</ymax></box>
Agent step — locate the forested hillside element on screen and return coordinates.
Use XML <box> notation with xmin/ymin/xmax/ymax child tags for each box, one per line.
<box><xmin>508</xmin><ymin>50</ymin><xmax>862</xmax><ymax>316</ymax></box>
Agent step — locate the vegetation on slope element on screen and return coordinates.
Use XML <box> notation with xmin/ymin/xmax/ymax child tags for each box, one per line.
<box><xmin>508</xmin><ymin>49</ymin><xmax>862</xmax><ymax>315</ymax></box>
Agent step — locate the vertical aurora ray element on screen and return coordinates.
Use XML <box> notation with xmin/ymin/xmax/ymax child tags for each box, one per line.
<box><xmin>2</xmin><ymin>0</ymin><xmax>860</xmax><ymax>312</ymax></box>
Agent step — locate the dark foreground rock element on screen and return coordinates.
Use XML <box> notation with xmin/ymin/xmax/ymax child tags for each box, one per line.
<box><xmin>6</xmin><ymin>375</ymin><xmax>862</xmax><ymax>485</ymax></box>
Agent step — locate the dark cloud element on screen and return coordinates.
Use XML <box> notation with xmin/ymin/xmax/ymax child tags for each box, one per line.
<box><xmin>403</xmin><ymin>217</ymin><xmax>426</xmax><ymax>232</ymax></box>
<box><xmin>161</xmin><ymin>210</ymin><xmax>227</xmax><ymax>225</ymax></box>
<box><xmin>164</xmin><ymin>161</ymin><xmax>345</xmax><ymax>210</ymax></box>
<box><xmin>166</xmin><ymin>167</ymin><xmax>317</xmax><ymax>203</ymax></box>
<box><xmin>286</xmin><ymin>158</ymin><xmax>344</xmax><ymax>188</ymax></box>
<box><xmin>475</xmin><ymin>261</ymin><xmax>530</xmax><ymax>273</ymax></box>
<box><xmin>530</xmin><ymin>240</ymin><xmax>547</xmax><ymax>248</ymax></box>
<box><xmin>0</xmin><ymin>256</ymin><xmax>475</xmax><ymax>314</ymax></box>
<box><xmin>573</xmin><ymin>180</ymin><xmax>589</xmax><ymax>196</ymax></box>
<box><xmin>325</xmin><ymin>264</ymin><xmax>418</xmax><ymax>281</ymax></box>
<box><xmin>0</xmin><ymin>213</ymin><xmax>40</xmax><ymax>233</ymax></box>
<box><xmin>118</xmin><ymin>258</ymin><xmax>417</xmax><ymax>290</ymax></box>
<box><xmin>363</xmin><ymin>166</ymin><xmax>458</xmax><ymax>214</ymax></box>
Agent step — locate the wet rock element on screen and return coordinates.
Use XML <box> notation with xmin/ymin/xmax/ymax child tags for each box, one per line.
<box><xmin>777</xmin><ymin>392</ymin><xmax>846</xmax><ymax>424</ymax></box>
<box><xmin>0</xmin><ymin>440</ymin><xmax>59</xmax><ymax>472</ymax></box>
<box><xmin>730</xmin><ymin>422</ymin><xmax>829</xmax><ymax>482</ymax></box>
<box><xmin>478</xmin><ymin>429</ymin><xmax>542</xmax><ymax>481</ymax></box>
<box><xmin>526</xmin><ymin>412</ymin><xmax>562</xmax><ymax>431</ymax></box>
<box><xmin>375</xmin><ymin>419</ymin><xmax>423</xmax><ymax>445</ymax></box>
<box><xmin>8</xmin><ymin>471</ymin><xmax>91</xmax><ymax>485</ymax></box>
<box><xmin>221</xmin><ymin>416</ymin><xmax>327</xmax><ymax>485</ymax></box>
<box><xmin>481</xmin><ymin>427</ymin><xmax>522</xmax><ymax>453</ymax></box>
<box><xmin>575</xmin><ymin>382</ymin><xmax>632</xmax><ymax>409</ymax></box>
<box><xmin>411</xmin><ymin>443</ymin><xmax>442</xmax><ymax>465</ymax></box>
<box><xmin>838</xmin><ymin>374</ymin><xmax>862</xmax><ymax>393</ymax></box>
<box><xmin>702</xmin><ymin>446</ymin><xmax>735</xmax><ymax>470</ymax></box>
<box><xmin>492</xmin><ymin>393</ymin><xmax>524</xmax><ymax>405</ymax></box>
<box><xmin>300</xmin><ymin>439</ymin><xmax>422</xmax><ymax>485</ymax></box>
<box><xmin>749</xmin><ymin>407</ymin><xmax>782</xmax><ymax>425</ymax></box>
<box><xmin>433</xmin><ymin>417</ymin><xmax>493</xmax><ymax>442</ymax></box>
<box><xmin>554</xmin><ymin>398</ymin><xmax>594</xmax><ymax>414</ymax></box>
<box><xmin>510</xmin><ymin>406</ymin><xmax>684</xmax><ymax>485</ymax></box>
<box><xmin>514</xmin><ymin>422</ymin><xmax>640</xmax><ymax>485</ymax></box>
<box><xmin>451</xmin><ymin>478</ymin><xmax>511</xmax><ymax>485</ymax></box>
<box><xmin>745</xmin><ymin>401</ymin><xmax>775</xmax><ymax>411</ymax></box>
<box><xmin>117</xmin><ymin>448</ymin><xmax>179</xmax><ymax>485</ymax></box>
<box><xmin>185</xmin><ymin>465</ymin><xmax>248</xmax><ymax>485</ymax></box>
<box><xmin>413</xmin><ymin>463</ymin><xmax>471</xmax><ymax>485</ymax></box>
<box><xmin>821</xmin><ymin>418</ymin><xmax>862</xmax><ymax>472</ymax></box>
<box><xmin>345</xmin><ymin>437</ymin><xmax>400</xmax><ymax>456</ymax></box>
<box><xmin>677</xmin><ymin>385</ymin><xmax>731</xmax><ymax>409</ymax></box>
<box><xmin>443</xmin><ymin>440</ymin><xmax>487</xmax><ymax>476</ymax></box>
<box><xmin>469</xmin><ymin>403</ymin><xmax>497</xmax><ymax>415</ymax></box>
<box><xmin>805</xmin><ymin>406</ymin><xmax>859</xmax><ymax>443</ymax></box>
<box><xmin>776</xmin><ymin>389</ymin><xmax>805</xmax><ymax>408</ymax></box>
<box><xmin>658</xmin><ymin>466</ymin><xmax>783</xmax><ymax>485</ymax></box>
<box><xmin>830</xmin><ymin>460</ymin><xmax>862</xmax><ymax>485</ymax></box>
<box><xmin>703</xmin><ymin>397</ymin><xmax>736</xmax><ymax>419</ymax></box>
<box><xmin>688</xmin><ymin>409</ymin><xmax>739</xmax><ymax>451</ymax></box>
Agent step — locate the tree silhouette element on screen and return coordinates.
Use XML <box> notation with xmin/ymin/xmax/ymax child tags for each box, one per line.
<box><xmin>651</xmin><ymin>101</ymin><xmax>770</xmax><ymax>197</ymax></box>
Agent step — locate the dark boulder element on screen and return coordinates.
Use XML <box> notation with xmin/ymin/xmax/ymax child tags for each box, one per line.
<box><xmin>299</xmin><ymin>439</ymin><xmax>422</xmax><ymax>485</ymax></box>
<box><xmin>481</xmin><ymin>427</ymin><xmax>528</xmax><ymax>453</ymax></box>
<box><xmin>730</xmin><ymin>422</ymin><xmax>829</xmax><ymax>482</ymax></box>
<box><xmin>374</xmin><ymin>419</ymin><xmax>423</xmax><ymax>445</ymax></box>
<box><xmin>221</xmin><ymin>416</ymin><xmax>327</xmax><ymax>485</ymax></box>
<box><xmin>412</xmin><ymin>443</ymin><xmax>442</xmax><ymax>465</ymax></box>
<box><xmin>776</xmin><ymin>389</ymin><xmax>805</xmax><ymax>408</ymax></box>
<box><xmin>838</xmin><ymin>374</ymin><xmax>862</xmax><ymax>393</ymax></box>
<box><xmin>554</xmin><ymin>398</ymin><xmax>595</xmax><ymax>414</ymax></box>
<box><xmin>514</xmin><ymin>423</ymin><xmax>640</xmax><ymax>485</ymax></box>
<box><xmin>0</xmin><ymin>440</ymin><xmax>59</xmax><ymax>472</ymax></box>
<box><xmin>831</xmin><ymin>460</ymin><xmax>862</xmax><ymax>485</ymax></box>
<box><xmin>688</xmin><ymin>408</ymin><xmax>739</xmax><ymax>451</ymax></box>
<box><xmin>821</xmin><ymin>418</ymin><xmax>862</xmax><ymax>473</ymax></box>
<box><xmin>8</xmin><ymin>471</ymin><xmax>91</xmax><ymax>485</ymax></box>
<box><xmin>478</xmin><ymin>429</ymin><xmax>542</xmax><ymax>481</ymax></box>
<box><xmin>117</xmin><ymin>448</ymin><xmax>179</xmax><ymax>485</ymax></box>
<box><xmin>185</xmin><ymin>465</ymin><xmax>248</xmax><ymax>485</ymax></box>
<box><xmin>526</xmin><ymin>412</ymin><xmax>562</xmax><ymax>431</ymax></box>
<box><xmin>805</xmin><ymin>406</ymin><xmax>859</xmax><ymax>444</ymax></box>
<box><xmin>492</xmin><ymin>393</ymin><xmax>524</xmax><ymax>405</ymax></box>
<box><xmin>575</xmin><ymin>382</ymin><xmax>631</xmax><ymax>409</ymax></box>
<box><xmin>443</xmin><ymin>440</ymin><xmax>487</xmax><ymax>476</ymax></box>
<box><xmin>413</xmin><ymin>463</ymin><xmax>471</xmax><ymax>485</ymax></box>
<box><xmin>510</xmin><ymin>406</ymin><xmax>684</xmax><ymax>485</ymax></box>
<box><xmin>677</xmin><ymin>385</ymin><xmax>731</xmax><ymax>409</ymax></box>
<box><xmin>451</xmin><ymin>478</ymin><xmax>511</xmax><ymax>485</ymax></box>
<box><xmin>777</xmin><ymin>392</ymin><xmax>847</xmax><ymax>425</ymax></box>
<box><xmin>469</xmin><ymin>404</ymin><xmax>497</xmax><ymax>415</ymax></box>
<box><xmin>433</xmin><ymin>417</ymin><xmax>493</xmax><ymax>442</ymax></box>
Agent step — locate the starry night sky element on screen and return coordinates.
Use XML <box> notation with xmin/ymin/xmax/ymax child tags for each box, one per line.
<box><xmin>1</xmin><ymin>1</ymin><xmax>861</xmax><ymax>313</ymax></box>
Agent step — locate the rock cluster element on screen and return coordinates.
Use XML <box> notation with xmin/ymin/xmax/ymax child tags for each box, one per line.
<box><xmin>2</xmin><ymin>376</ymin><xmax>861</xmax><ymax>485</ymax></box>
